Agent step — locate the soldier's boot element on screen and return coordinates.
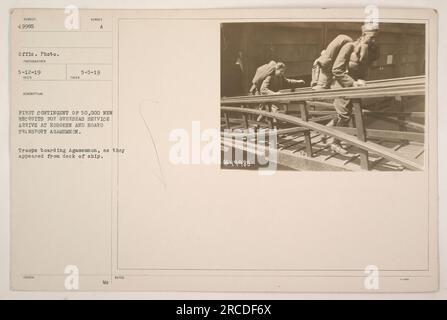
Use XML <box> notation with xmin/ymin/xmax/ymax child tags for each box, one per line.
<box><xmin>329</xmin><ymin>117</ymin><xmax>350</xmax><ymax>155</ymax></box>
<box><xmin>322</xmin><ymin>117</ymin><xmax>337</xmax><ymax>145</ymax></box>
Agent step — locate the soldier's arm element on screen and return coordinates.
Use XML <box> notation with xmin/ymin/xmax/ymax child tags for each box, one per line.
<box><xmin>284</xmin><ymin>77</ymin><xmax>305</xmax><ymax>87</ymax></box>
<box><xmin>332</xmin><ymin>43</ymin><xmax>355</xmax><ymax>87</ymax></box>
<box><xmin>356</xmin><ymin>64</ymin><xmax>368</xmax><ymax>82</ymax></box>
<box><xmin>260</xmin><ymin>75</ymin><xmax>276</xmax><ymax>95</ymax></box>
<box><xmin>356</xmin><ymin>43</ymin><xmax>379</xmax><ymax>82</ymax></box>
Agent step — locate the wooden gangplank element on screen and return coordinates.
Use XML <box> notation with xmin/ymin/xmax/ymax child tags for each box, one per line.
<box><xmin>221</xmin><ymin>129</ymin><xmax>423</xmax><ymax>171</ymax></box>
<box><xmin>220</xmin><ymin>76</ymin><xmax>426</xmax><ymax>171</ymax></box>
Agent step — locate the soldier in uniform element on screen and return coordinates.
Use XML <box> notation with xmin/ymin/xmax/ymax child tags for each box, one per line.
<box><xmin>313</xmin><ymin>24</ymin><xmax>379</xmax><ymax>154</ymax></box>
<box><xmin>311</xmin><ymin>24</ymin><xmax>378</xmax><ymax>91</ymax></box>
<box><xmin>250</xmin><ymin>61</ymin><xmax>305</xmax><ymax>120</ymax></box>
<box><xmin>250</xmin><ymin>61</ymin><xmax>305</xmax><ymax>96</ymax></box>
<box><xmin>311</xmin><ymin>34</ymin><xmax>354</xmax><ymax>90</ymax></box>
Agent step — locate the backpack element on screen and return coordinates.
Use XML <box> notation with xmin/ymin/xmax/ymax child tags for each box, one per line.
<box><xmin>311</xmin><ymin>35</ymin><xmax>354</xmax><ymax>88</ymax></box>
<box><xmin>317</xmin><ymin>34</ymin><xmax>353</xmax><ymax>68</ymax></box>
<box><xmin>249</xmin><ymin>60</ymin><xmax>277</xmax><ymax>94</ymax></box>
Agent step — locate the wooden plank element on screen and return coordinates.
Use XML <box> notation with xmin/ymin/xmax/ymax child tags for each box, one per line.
<box><xmin>221</xmin><ymin>127</ymin><xmax>308</xmax><ymax>139</ymax></box>
<box><xmin>221</xmin><ymin>106</ymin><xmax>423</xmax><ymax>170</ymax></box>
<box><xmin>224</xmin><ymin>113</ymin><xmax>230</xmax><ymax>130</ymax></box>
<box><xmin>308</xmin><ymin>110</ymin><xmax>337</xmax><ymax>115</ymax></box>
<box><xmin>241</xmin><ymin>114</ymin><xmax>249</xmax><ymax>129</ymax></box>
<box><xmin>369</xmin><ymin>143</ymin><xmax>403</xmax><ymax>170</ymax></box>
<box><xmin>222</xmin><ymin>84</ymin><xmax>425</xmax><ymax>104</ymax></box>
<box><xmin>311</xmin><ymin>114</ymin><xmax>337</xmax><ymax>123</ymax></box>
<box><xmin>366</xmin><ymin>113</ymin><xmax>425</xmax><ymax>132</ymax></box>
<box><xmin>279</xmin><ymin>132</ymin><xmax>320</xmax><ymax>150</ymax></box>
<box><xmin>222</xmin><ymin>137</ymin><xmax>349</xmax><ymax>171</ymax></box>
<box><xmin>224</xmin><ymin>117</ymin><xmax>271</xmax><ymax>129</ymax></box>
<box><xmin>353</xmin><ymin>101</ymin><xmax>369</xmax><ymax>170</ymax></box>
<box><xmin>226</xmin><ymin>76</ymin><xmax>426</xmax><ymax>99</ymax></box>
<box><xmin>305</xmin><ymin>101</ymin><xmax>334</xmax><ymax>109</ymax></box>
<box><xmin>299</xmin><ymin>102</ymin><xmax>313</xmax><ymax>157</ymax></box>
<box><xmin>414</xmin><ymin>149</ymin><xmax>425</xmax><ymax>159</ymax></box>
<box><xmin>279</xmin><ymin>75</ymin><xmax>425</xmax><ymax>93</ymax></box>
<box><xmin>334</xmin><ymin>127</ymin><xmax>424</xmax><ymax>143</ymax></box>
<box><xmin>267</xmin><ymin>117</ymin><xmax>274</xmax><ymax>129</ymax></box>
<box><xmin>363</xmin><ymin>110</ymin><xmax>425</xmax><ymax>118</ymax></box>
<box><xmin>395</xmin><ymin>96</ymin><xmax>407</xmax><ymax>138</ymax></box>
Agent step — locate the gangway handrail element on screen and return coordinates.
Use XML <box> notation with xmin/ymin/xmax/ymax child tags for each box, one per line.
<box><xmin>221</xmin><ymin>76</ymin><xmax>425</xmax><ymax>104</ymax></box>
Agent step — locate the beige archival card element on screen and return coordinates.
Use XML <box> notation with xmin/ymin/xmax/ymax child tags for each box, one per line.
<box><xmin>10</xmin><ymin>8</ymin><xmax>438</xmax><ymax>292</ymax></box>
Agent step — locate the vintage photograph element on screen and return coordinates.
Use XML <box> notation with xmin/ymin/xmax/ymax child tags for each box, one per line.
<box><xmin>220</xmin><ymin>22</ymin><xmax>426</xmax><ymax>171</ymax></box>
<box><xmin>7</xmin><ymin>7</ymin><xmax>439</xmax><ymax>295</ymax></box>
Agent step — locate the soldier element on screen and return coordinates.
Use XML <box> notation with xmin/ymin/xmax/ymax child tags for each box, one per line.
<box><xmin>311</xmin><ymin>24</ymin><xmax>378</xmax><ymax>91</ymax></box>
<box><xmin>250</xmin><ymin>61</ymin><xmax>305</xmax><ymax>120</ymax></box>
<box><xmin>311</xmin><ymin>34</ymin><xmax>353</xmax><ymax>90</ymax></box>
<box><xmin>315</xmin><ymin>25</ymin><xmax>379</xmax><ymax>154</ymax></box>
<box><xmin>250</xmin><ymin>61</ymin><xmax>305</xmax><ymax>95</ymax></box>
